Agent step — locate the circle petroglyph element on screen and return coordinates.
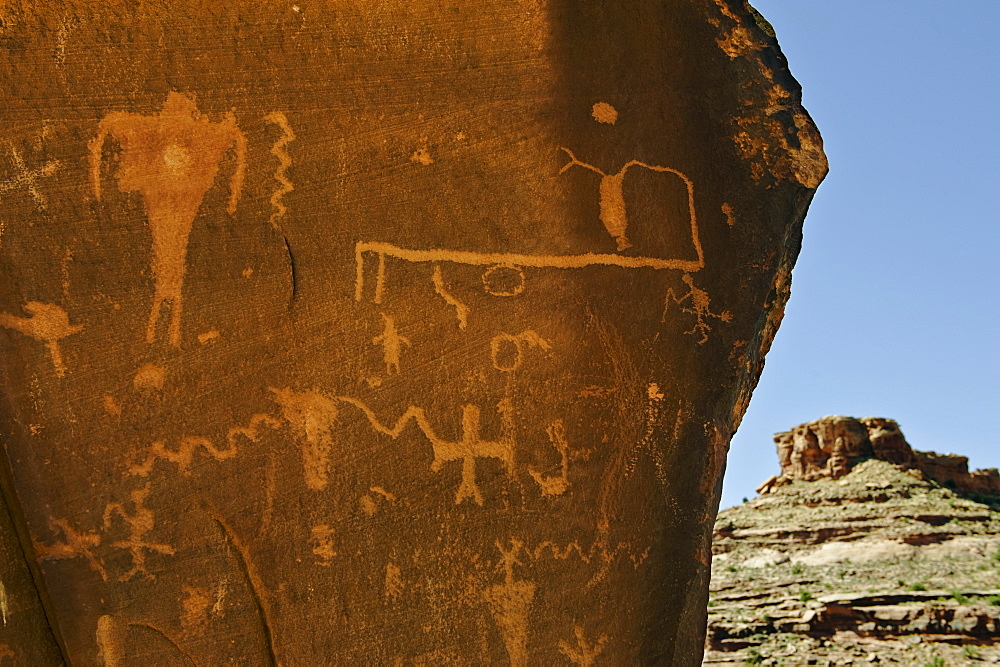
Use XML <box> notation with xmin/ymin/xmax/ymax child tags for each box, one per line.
<box><xmin>482</xmin><ymin>264</ymin><xmax>525</xmax><ymax>297</ymax></box>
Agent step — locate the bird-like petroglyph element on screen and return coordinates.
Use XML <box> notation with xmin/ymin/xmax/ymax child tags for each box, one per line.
<box><xmin>0</xmin><ymin>302</ymin><xmax>82</xmax><ymax>377</ymax></box>
<box><xmin>89</xmin><ymin>91</ymin><xmax>247</xmax><ymax>347</ymax></box>
<box><xmin>558</xmin><ymin>625</ymin><xmax>609</xmax><ymax>666</ymax></box>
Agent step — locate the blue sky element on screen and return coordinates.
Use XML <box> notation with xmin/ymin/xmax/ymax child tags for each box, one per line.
<box><xmin>721</xmin><ymin>1</ymin><xmax>1000</xmax><ymax>508</ymax></box>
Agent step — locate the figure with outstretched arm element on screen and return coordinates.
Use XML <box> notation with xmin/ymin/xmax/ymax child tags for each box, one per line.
<box><xmin>89</xmin><ymin>91</ymin><xmax>247</xmax><ymax>347</ymax></box>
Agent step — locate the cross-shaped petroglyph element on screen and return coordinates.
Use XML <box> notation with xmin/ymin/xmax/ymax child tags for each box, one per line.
<box><xmin>90</xmin><ymin>91</ymin><xmax>247</xmax><ymax>347</ymax></box>
<box><xmin>663</xmin><ymin>273</ymin><xmax>732</xmax><ymax>344</ymax></box>
<box><xmin>270</xmin><ymin>388</ymin><xmax>516</xmax><ymax>505</ymax></box>
<box><xmin>0</xmin><ymin>302</ymin><xmax>83</xmax><ymax>377</ymax></box>
<box><xmin>102</xmin><ymin>485</ymin><xmax>174</xmax><ymax>581</ymax></box>
<box><xmin>32</xmin><ymin>518</ymin><xmax>106</xmax><ymax>580</ymax></box>
<box><xmin>558</xmin><ymin>626</ymin><xmax>609</xmax><ymax>666</ymax></box>
<box><xmin>483</xmin><ymin>539</ymin><xmax>536</xmax><ymax>667</ymax></box>
<box><xmin>0</xmin><ymin>141</ymin><xmax>60</xmax><ymax>211</ymax></box>
<box><xmin>372</xmin><ymin>313</ymin><xmax>411</xmax><ymax>375</ymax></box>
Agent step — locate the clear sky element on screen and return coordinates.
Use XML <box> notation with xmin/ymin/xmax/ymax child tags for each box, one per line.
<box><xmin>720</xmin><ymin>1</ymin><xmax>1000</xmax><ymax>508</ymax></box>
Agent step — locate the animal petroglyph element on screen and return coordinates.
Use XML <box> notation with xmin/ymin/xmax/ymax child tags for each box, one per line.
<box><xmin>311</xmin><ymin>525</ymin><xmax>336</xmax><ymax>565</ymax></box>
<box><xmin>490</xmin><ymin>330</ymin><xmax>552</xmax><ymax>372</ymax></box>
<box><xmin>431</xmin><ymin>265</ymin><xmax>469</xmax><ymax>330</ymax></box>
<box><xmin>372</xmin><ymin>313</ymin><xmax>410</xmax><ymax>375</ymax></box>
<box><xmin>271</xmin><ymin>388</ymin><xmax>339</xmax><ymax>491</ymax></box>
<box><xmin>32</xmin><ymin>518</ymin><xmax>106</xmax><ymax>580</ymax></box>
<box><xmin>0</xmin><ymin>141</ymin><xmax>60</xmax><ymax>211</ymax></box>
<box><xmin>559</xmin><ymin>147</ymin><xmax>700</xmax><ymax>254</ymax></box>
<box><xmin>558</xmin><ymin>626</ymin><xmax>609</xmax><ymax>666</ymax></box>
<box><xmin>663</xmin><ymin>273</ymin><xmax>732</xmax><ymax>344</ymax></box>
<box><xmin>89</xmin><ymin>91</ymin><xmax>247</xmax><ymax>347</ymax></box>
<box><xmin>271</xmin><ymin>388</ymin><xmax>516</xmax><ymax>505</ymax></box>
<box><xmin>102</xmin><ymin>485</ymin><xmax>175</xmax><ymax>581</ymax></box>
<box><xmin>264</xmin><ymin>111</ymin><xmax>295</xmax><ymax>230</ymax></box>
<box><xmin>0</xmin><ymin>302</ymin><xmax>82</xmax><ymax>377</ymax></box>
<box><xmin>483</xmin><ymin>539</ymin><xmax>536</xmax><ymax>667</ymax></box>
<box><xmin>528</xmin><ymin>420</ymin><xmax>589</xmax><ymax>496</ymax></box>
<box><xmin>130</xmin><ymin>414</ymin><xmax>281</xmax><ymax>477</ymax></box>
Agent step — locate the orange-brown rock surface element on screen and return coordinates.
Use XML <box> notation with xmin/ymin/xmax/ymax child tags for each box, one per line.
<box><xmin>0</xmin><ymin>1</ymin><xmax>824</xmax><ymax>663</ymax></box>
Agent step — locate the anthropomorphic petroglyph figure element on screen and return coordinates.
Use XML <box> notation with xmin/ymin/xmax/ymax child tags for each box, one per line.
<box><xmin>560</xmin><ymin>147</ymin><xmax>693</xmax><ymax>253</ymax></box>
<box><xmin>663</xmin><ymin>273</ymin><xmax>732</xmax><ymax>344</ymax></box>
<box><xmin>0</xmin><ymin>302</ymin><xmax>83</xmax><ymax>377</ymax></box>
<box><xmin>102</xmin><ymin>485</ymin><xmax>175</xmax><ymax>581</ymax></box>
<box><xmin>372</xmin><ymin>313</ymin><xmax>410</xmax><ymax>374</ymax></box>
<box><xmin>483</xmin><ymin>539</ymin><xmax>536</xmax><ymax>667</ymax></box>
<box><xmin>32</xmin><ymin>518</ymin><xmax>106</xmax><ymax>580</ymax></box>
<box><xmin>89</xmin><ymin>91</ymin><xmax>247</xmax><ymax>347</ymax></box>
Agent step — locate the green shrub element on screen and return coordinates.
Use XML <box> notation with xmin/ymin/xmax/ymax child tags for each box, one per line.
<box><xmin>923</xmin><ymin>657</ymin><xmax>945</xmax><ymax>667</ymax></box>
<box><xmin>951</xmin><ymin>591</ymin><xmax>969</xmax><ymax>604</ymax></box>
<box><xmin>963</xmin><ymin>645</ymin><xmax>981</xmax><ymax>660</ymax></box>
<box><xmin>798</xmin><ymin>589</ymin><xmax>813</xmax><ymax>602</ymax></box>
<box><xmin>908</xmin><ymin>582</ymin><xmax>927</xmax><ymax>591</ymax></box>
<box><xmin>791</xmin><ymin>564</ymin><xmax>803</xmax><ymax>575</ymax></box>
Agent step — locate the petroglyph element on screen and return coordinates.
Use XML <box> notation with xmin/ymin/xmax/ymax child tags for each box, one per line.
<box><xmin>0</xmin><ymin>141</ymin><xmax>60</xmax><ymax>211</ymax></box>
<box><xmin>263</xmin><ymin>111</ymin><xmax>295</xmax><ymax>230</ymax></box>
<box><xmin>89</xmin><ymin>91</ymin><xmax>247</xmax><ymax>347</ymax></box>
<box><xmin>560</xmin><ymin>147</ymin><xmax>700</xmax><ymax>254</ymax></box>
<box><xmin>528</xmin><ymin>420</ymin><xmax>588</xmax><ymax>496</ymax></box>
<box><xmin>96</xmin><ymin>615</ymin><xmax>124</xmax><ymax>667</ymax></box>
<box><xmin>385</xmin><ymin>561</ymin><xmax>403</xmax><ymax>602</ymax></box>
<box><xmin>32</xmin><ymin>517</ymin><xmax>106</xmax><ymax>580</ymax></box>
<box><xmin>361</xmin><ymin>486</ymin><xmax>397</xmax><ymax>516</ymax></box>
<box><xmin>271</xmin><ymin>388</ymin><xmax>339</xmax><ymax>491</ymax></box>
<box><xmin>273</xmin><ymin>388</ymin><xmax>516</xmax><ymax>506</ymax></box>
<box><xmin>431</xmin><ymin>265</ymin><xmax>469</xmax><ymax>330</ymax></box>
<box><xmin>591</xmin><ymin>101</ymin><xmax>618</xmax><ymax>125</ymax></box>
<box><xmin>483</xmin><ymin>539</ymin><xmax>535</xmax><ymax>667</ymax></box>
<box><xmin>0</xmin><ymin>302</ymin><xmax>82</xmax><ymax>377</ymax></box>
<box><xmin>133</xmin><ymin>362</ymin><xmax>165</xmax><ymax>392</ymax></box>
<box><xmin>372</xmin><ymin>313</ymin><xmax>410</xmax><ymax>374</ymax></box>
<box><xmin>0</xmin><ymin>579</ymin><xmax>8</xmax><ymax>625</ymax></box>
<box><xmin>490</xmin><ymin>330</ymin><xmax>551</xmax><ymax>372</ymax></box>
<box><xmin>722</xmin><ymin>201</ymin><xmax>736</xmax><ymax>227</ymax></box>
<box><xmin>130</xmin><ymin>414</ymin><xmax>281</xmax><ymax>477</ymax></box>
<box><xmin>558</xmin><ymin>626</ymin><xmax>609</xmax><ymax>666</ymax></box>
<box><xmin>197</xmin><ymin>329</ymin><xmax>220</xmax><ymax>345</ymax></box>
<box><xmin>482</xmin><ymin>264</ymin><xmax>526</xmax><ymax>297</ymax></box>
<box><xmin>663</xmin><ymin>273</ymin><xmax>732</xmax><ymax>344</ymax></box>
<box><xmin>102</xmin><ymin>485</ymin><xmax>175</xmax><ymax>581</ymax></box>
<box><xmin>311</xmin><ymin>525</ymin><xmax>336</xmax><ymax>565</ymax></box>
<box><xmin>355</xmin><ymin>237</ymin><xmax>704</xmax><ymax>303</ymax></box>
<box><xmin>410</xmin><ymin>141</ymin><xmax>434</xmax><ymax>166</ymax></box>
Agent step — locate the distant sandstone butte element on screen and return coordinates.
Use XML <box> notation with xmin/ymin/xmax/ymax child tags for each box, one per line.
<box><xmin>0</xmin><ymin>1</ymin><xmax>824</xmax><ymax>664</ymax></box>
<box><xmin>759</xmin><ymin>416</ymin><xmax>1000</xmax><ymax>495</ymax></box>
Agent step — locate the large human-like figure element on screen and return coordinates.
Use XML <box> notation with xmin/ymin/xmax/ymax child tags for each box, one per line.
<box><xmin>89</xmin><ymin>92</ymin><xmax>247</xmax><ymax>347</ymax></box>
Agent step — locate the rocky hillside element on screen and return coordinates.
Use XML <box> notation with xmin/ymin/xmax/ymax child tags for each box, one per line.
<box><xmin>706</xmin><ymin>417</ymin><xmax>1000</xmax><ymax>665</ymax></box>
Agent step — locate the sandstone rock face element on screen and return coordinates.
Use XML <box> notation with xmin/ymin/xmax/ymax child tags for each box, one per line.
<box><xmin>0</xmin><ymin>1</ymin><xmax>824</xmax><ymax>663</ymax></box>
<box><xmin>768</xmin><ymin>416</ymin><xmax>1000</xmax><ymax>495</ymax></box>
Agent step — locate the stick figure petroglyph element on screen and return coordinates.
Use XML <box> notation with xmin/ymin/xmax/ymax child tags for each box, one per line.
<box><xmin>0</xmin><ymin>302</ymin><xmax>83</xmax><ymax>377</ymax></box>
<box><xmin>102</xmin><ymin>485</ymin><xmax>175</xmax><ymax>581</ymax></box>
<box><xmin>32</xmin><ymin>518</ymin><xmax>106</xmax><ymax>580</ymax></box>
<box><xmin>372</xmin><ymin>313</ymin><xmax>410</xmax><ymax>375</ymax></box>
<box><xmin>558</xmin><ymin>626</ymin><xmax>609</xmax><ymax>666</ymax></box>
<box><xmin>663</xmin><ymin>273</ymin><xmax>732</xmax><ymax>344</ymax></box>
<box><xmin>483</xmin><ymin>539</ymin><xmax>536</xmax><ymax>667</ymax></box>
<box><xmin>89</xmin><ymin>91</ymin><xmax>247</xmax><ymax>347</ymax></box>
<box><xmin>0</xmin><ymin>141</ymin><xmax>61</xmax><ymax>211</ymax></box>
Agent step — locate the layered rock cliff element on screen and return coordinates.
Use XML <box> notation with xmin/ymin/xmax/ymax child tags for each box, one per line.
<box><xmin>707</xmin><ymin>418</ymin><xmax>1000</xmax><ymax>665</ymax></box>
